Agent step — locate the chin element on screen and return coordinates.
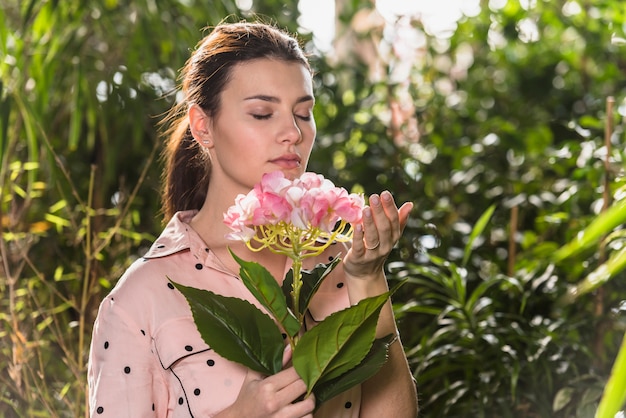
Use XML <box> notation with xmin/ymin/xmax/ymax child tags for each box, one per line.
<box><xmin>283</xmin><ymin>168</ymin><xmax>305</xmax><ymax>180</ymax></box>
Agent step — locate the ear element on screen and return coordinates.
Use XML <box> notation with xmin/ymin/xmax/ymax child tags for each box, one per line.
<box><xmin>188</xmin><ymin>104</ymin><xmax>214</xmax><ymax>148</ymax></box>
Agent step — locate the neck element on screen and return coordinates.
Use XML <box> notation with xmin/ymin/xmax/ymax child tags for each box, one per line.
<box><xmin>189</xmin><ymin>182</ymin><xmax>288</xmax><ymax>281</ymax></box>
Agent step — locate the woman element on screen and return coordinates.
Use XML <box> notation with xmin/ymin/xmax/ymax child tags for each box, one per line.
<box><xmin>88</xmin><ymin>21</ymin><xmax>418</xmax><ymax>418</ymax></box>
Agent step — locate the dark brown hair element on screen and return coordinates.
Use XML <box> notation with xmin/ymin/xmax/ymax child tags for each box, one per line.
<box><xmin>160</xmin><ymin>22</ymin><xmax>311</xmax><ymax>221</ymax></box>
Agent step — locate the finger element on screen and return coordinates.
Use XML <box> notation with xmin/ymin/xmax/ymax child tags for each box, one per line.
<box><xmin>272</xmin><ymin>368</ymin><xmax>308</xmax><ymax>405</ymax></box>
<box><xmin>380</xmin><ymin>191</ymin><xmax>400</xmax><ymax>231</ymax></box>
<box><xmin>265</xmin><ymin>366</ymin><xmax>301</xmax><ymax>390</ymax></box>
<box><xmin>351</xmin><ymin>222</ymin><xmax>366</xmax><ymax>252</ymax></box>
<box><xmin>282</xmin><ymin>343</ymin><xmax>292</xmax><ymax>367</ymax></box>
<box><xmin>398</xmin><ymin>201</ymin><xmax>414</xmax><ymax>231</ymax></box>
<box><xmin>282</xmin><ymin>393</ymin><xmax>316</xmax><ymax>417</ymax></box>
<box><xmin>362</xmin><ymin>205</ymin><xmax>381</xmax><ymax>251</ymax></box>
<box><xmin>276</xmin><ymin>379</ymin><xmax>308</xmax><ymax>406</ymax></box>
<box><xmin>369</xmin><ymin>194</ymin><xmax>392</xmax><ymax>233</ymax></box>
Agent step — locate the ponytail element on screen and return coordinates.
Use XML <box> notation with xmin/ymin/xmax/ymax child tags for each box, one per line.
<box><xmin>161</xmin><ymin>111</ymin><xmax>210</xmax><ymax>221</ymax></box>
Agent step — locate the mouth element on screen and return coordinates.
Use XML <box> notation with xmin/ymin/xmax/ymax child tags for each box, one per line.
<box><xmin>270</xmin><ymin>154</ymin><xmax>302</xmax><ymax>169</ymax></box>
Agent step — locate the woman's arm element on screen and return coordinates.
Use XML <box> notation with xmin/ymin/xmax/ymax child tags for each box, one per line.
<box><xmin>342</xmin><ymin>191</ymin><xmax>419</xmax><ymax>417</ymax></box>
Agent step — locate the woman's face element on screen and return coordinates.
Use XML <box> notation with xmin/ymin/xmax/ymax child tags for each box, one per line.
<box><xmin>204</xmin><ymin>58</ymin><xmax>316</xmax><ymax>194</ymax></box>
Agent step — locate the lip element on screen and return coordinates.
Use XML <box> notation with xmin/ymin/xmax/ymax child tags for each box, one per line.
<box><xmin>270</xmin><ymin>153</ymin><xmax>301</xmax><ymax>169</ymax></box>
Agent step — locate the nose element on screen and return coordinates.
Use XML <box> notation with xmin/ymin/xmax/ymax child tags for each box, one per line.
<box><xmin>280</xmin><ymin>116</ymin><xmax>303</xmax><ymax>145</ymax></box>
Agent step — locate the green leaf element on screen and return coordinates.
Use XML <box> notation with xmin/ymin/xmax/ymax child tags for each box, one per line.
<box><xmin>595</xmin><ymin>333</ymin><xmax>626</xmax><ymax>418</ymax></box>
<box><xmin>553</xmin><ymin>198</ymin><xmax>626</xmax><ymax>262</ymax></box>
<box><xmin>462</xmin><ymin>204</ymin><xmax>495</xmax><ymax>267</ymax></box>
<box><xmin>282</xmin><ymin>256</ymin><xmax>341</xmax><ymax>316</ymax></box>
<box><xmin>171</xmin><ymin>279</ymin><xmax>284</xmax><ymax>376</ymax></box>
<box><xmin>313</xmin><ymin>334</ymin><xmax>396</xmax><ymax>406</ymax></box>
<box><xmin>68</xmin><ymin>63</ymin><xmax>82</xmax><ymax>151</ymax></box>
<box><xmin>293</xmin><ymin>283</ymin><xmax>403</xmax><ymax>392</ymax></box>
<box><xmin>564</xmin><ymin>246</ymin><xmax>626</xmax><ymax>303</ymax></box>
<box><xmin>553</xmin><ymin>387</ymin><xmax>574</xmax><ymax>412</ymax></box>
<box><xmin>230</xmin><ymin>249</ymin><xmax>300</xmax><ymax>338</ymax></box>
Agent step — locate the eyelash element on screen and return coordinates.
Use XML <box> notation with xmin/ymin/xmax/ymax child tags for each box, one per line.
<box><xmin>251</xmin><ymin>113</ymin><xmax>312</xmax><ymax>121</ymax></box>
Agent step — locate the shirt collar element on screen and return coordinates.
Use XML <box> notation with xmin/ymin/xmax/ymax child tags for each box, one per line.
<box><xmin>143</xmin><ymin>210</ymin><xmax>201</xmax><ymax>259</ymax></box>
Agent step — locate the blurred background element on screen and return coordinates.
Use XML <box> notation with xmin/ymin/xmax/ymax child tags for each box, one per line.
<box><xmin>1</xmin><ymin>0</ymin><xmax>626</xmax><ymax>416</ymax></box>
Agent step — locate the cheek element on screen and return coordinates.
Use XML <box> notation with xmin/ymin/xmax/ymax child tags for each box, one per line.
<box><xmin>304</xmin><ymin>120</ymin><xmax>317</xmax><ymax>139</ymax></box>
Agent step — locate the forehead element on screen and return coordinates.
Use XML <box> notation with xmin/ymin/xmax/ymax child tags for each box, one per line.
<box><xmin>225</xmin><ymin>58</ymin><xmax>314</xmax><ymax>97</ymax></box>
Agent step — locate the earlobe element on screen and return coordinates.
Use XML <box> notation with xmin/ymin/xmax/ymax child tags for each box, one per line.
<box><xmin>188</xmin><ymin>104</ymin><xmax>213</xmax><ymax>148</ymax></box>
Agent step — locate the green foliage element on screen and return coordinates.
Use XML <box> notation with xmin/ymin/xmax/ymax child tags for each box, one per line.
<box><xmin>596</xmin><ymin>334</ymin><xmax>626</xmax><ymax>418</ymax></box>
<box><xmin>293</xmin><ymin>290</ymin><xmax>391</xmax><ymax>393</ymax></box>
<box><xmin>282</xmin><ymin>256</ymin><xmax>342</xmax><ymax>317</ymax></box>
<box><xmin>172</xmin><ymin>258</ymin><xmax>397</xmax><ymax>408</ymax></box>
<box><xmin>230</xmin><ymin>250</ymin><xmax>301</xmax><ymax>338</ymax></box>
<box><xmin>307</xmin><ymin>1</ymin><xmax>626</xmax><ymax>415</ymax></box>
<box><xmin>2</xmin><ymin>0</ymin><xmax>626</xmax><ymax>416</ymax></box>
<box><xmin>171</xmin><ymin>280</ymin><xmax>286</xmax><ymax>376</ymax></box>
<box><xmin>0</xmin><ymin>0</ymin><xmax>242</xmax><ymax>416</ymax></box>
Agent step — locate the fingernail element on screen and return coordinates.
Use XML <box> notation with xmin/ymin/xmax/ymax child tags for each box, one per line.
<box><xmin>369</xmin><ymin>195</ymin><xmax>380</xmax><ymax>206</ymax></box>
<box><xmin>382</xmin><ymin>191</ymin><xmax>392</xmax><ymax>201</ymax></box>
<box><xmin>364</xmin><ymin>207</ymin><xmax>372</xmax><ymax>218</ymax></box>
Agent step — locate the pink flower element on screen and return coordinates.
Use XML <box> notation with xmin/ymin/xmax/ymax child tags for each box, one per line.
<box><xmin>224</xmin><ymin>193</ymin><xmax>260</xmax><ymax>241</ymax></box>
<box><xmin>223</xmin><ymin>171</ymin><xmax>364</xmax><ymax>248</ymax></box>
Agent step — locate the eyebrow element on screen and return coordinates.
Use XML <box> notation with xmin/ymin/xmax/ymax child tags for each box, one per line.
<box><xmin>244</xmin><ymin>94</ymin><xmax>314</xmax><ymax>104</ymax></box>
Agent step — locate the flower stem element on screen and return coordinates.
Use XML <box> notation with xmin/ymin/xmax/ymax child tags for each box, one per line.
<box><xmin>292</xmin><ymin>257</ymin><xmax>303</xmax><ymax>325</ymax></box>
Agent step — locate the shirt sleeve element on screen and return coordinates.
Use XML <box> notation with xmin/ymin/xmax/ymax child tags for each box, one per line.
<box><xmin>88</xmin><ymin>297</ymin><xmax>168</xmax><ymax>417</ymax></box>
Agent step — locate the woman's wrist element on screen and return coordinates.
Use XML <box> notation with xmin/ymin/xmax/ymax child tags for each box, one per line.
<box><xmin>345</xmin><ymin>270</ymin><xmax>389</xmax><ymax>300</ymax></box>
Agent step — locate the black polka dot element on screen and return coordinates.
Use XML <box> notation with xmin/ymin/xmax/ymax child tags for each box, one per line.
<box><xmin>178</xmin><ymin>397</ymin><xmax>184</xmax><ymax>405</ymax></box>
<box><xmin>207</xmin><ymin>359</ymin><xmax>215</xmax><ymax>366</ymax></box>
<box><xmin>96</xmin><ymin>406</ymin><xmax>104</xmax><ymax>414</ymax></box>
<box><xmin>328</xmin><ymin>256</ymin><xmax>334</xmax><ymax>261</ymax></box>
<box><xmin>152</xmin><ymin>403</ymin><xmax>155</xmax><ymax>411</ymax></box>
<box><xmin>157</xmin><ymin>244</ymin><xmax>165</xmax><ymax>248</ymax></box>
<box><xmin>194</xmin><ymin>388</ymin><xmax>201</xmax><ymax>396</ymax></box>
<box><xmin>282</xmin><ymin>333</ymin><xmax>287</xmax><ymax>339</ymax></box>
<box><xmin>104</xmin><ymin>341</ymin><xmax>109</xmax><ymax>349</ymax></box>
<box><xmin>141</xmin><ymin>329</ymin><xmax>146</xmax><ymax>336</ymax></box>
<box><xmin>167</xmin><ymin>282</ymin><xmax>175</xmax><ymax>289</ymax></box>
<box><xmin>185</xmin><ymin>345</ymin><xmax>193</xmax><ymax>352</ymax></box>
<box><xmin>124</xmin><ymin>366</ymin><xmax>131</xmax><ymax>374</ymax></box>
<box><xmin>336</xmin><ymin>282</ymin><xmax>344</xmax><ymax>288</ymax></box>
<box><xmin>195</xmin><ymin>263</ymin><xmax>203</xmax><ymax>270</ymax></box>
<box><xmin>205</xmin><ymin>248</ymin><xmax>210</xmax><ymax>252</ymax></box>
<box><xmin>345</xmin><ymin>401</ymin><xmax>352</xmax><ymax>409</ymax></box>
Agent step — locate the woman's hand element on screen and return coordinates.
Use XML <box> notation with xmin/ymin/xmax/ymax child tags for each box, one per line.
<box><xmin>225</xmin><ymin>367</ymin><xmax>315</xmax><ymax>418</ymax></box>
<box><xmin>216</xmin><ymin>347</ymin><xmax>315</xmax><ymax>418</ymax></box>
<box><xmin>343</xmin><ymin>191</ymin><xmax>413</xmax><ymax>280</ymax></box>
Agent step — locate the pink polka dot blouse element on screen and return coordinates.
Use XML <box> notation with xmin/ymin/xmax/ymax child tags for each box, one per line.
<box><xmin>88</xmin><ymin>210</ymin><xmax>361</xmax><ymax>417</ymax></box>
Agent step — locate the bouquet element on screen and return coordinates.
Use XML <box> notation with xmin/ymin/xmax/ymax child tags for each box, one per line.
<box><xmin>171</xmin><ymin>171</ymin><xmax>399</xmax><ymax>406</ymax></box>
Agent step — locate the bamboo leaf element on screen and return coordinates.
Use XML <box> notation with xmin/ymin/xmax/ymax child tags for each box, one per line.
<box><xmin>230</xmin><ymin>250</ymin><xmax>300</xmax><ymax>338</ymax></box>
<box><xmin>0</xmin><ymin>84</ymin><xmax>10</xmax><ymax>165</ymax></box>
<box><xmin>463</xmin><ymin>204</ymin><xmax>495</xmax><ymax>267</ymax></box>
<box><xmin>564</xmin><ymin>246</ymin><xmax>626</xmax><ymax>303</ymax></box>
<box><xmin>595</xmin><ymin>333</ymin><xmax>626</xmax><ymax>418</ymax></box>
<box><xmin>553</xmin><ymin>199</ymin><xmax>626</xmax><ymax>263</ymax></box>
<box><xmin>68</xmin><ymin>63</ymin><xmax>82</xmax><ymax>151</ymax></box>
<box><xmin>465</xmin><ymin>277</ymin><xmax>501</xmax><ymax>313</ymax></box>
<box><xmin>171</xmin><ymin>279</ymin><xmax>284</xmax><ymax>376</ymax></box>
<box><xmin>314</xmin><ymin>334</ymin><xmax>395</xmax><ymax>406</ymax></box>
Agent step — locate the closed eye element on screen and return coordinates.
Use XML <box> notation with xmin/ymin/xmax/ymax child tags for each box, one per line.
<box><xmin>295</xmin><ymin>113</ymin><xmax>312</xmax><ymax>121</ymax></box>
<box><xmin>251</xmin><ymin>114</ymin><xmax>272</xmax><ymax>120</ymax></box>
